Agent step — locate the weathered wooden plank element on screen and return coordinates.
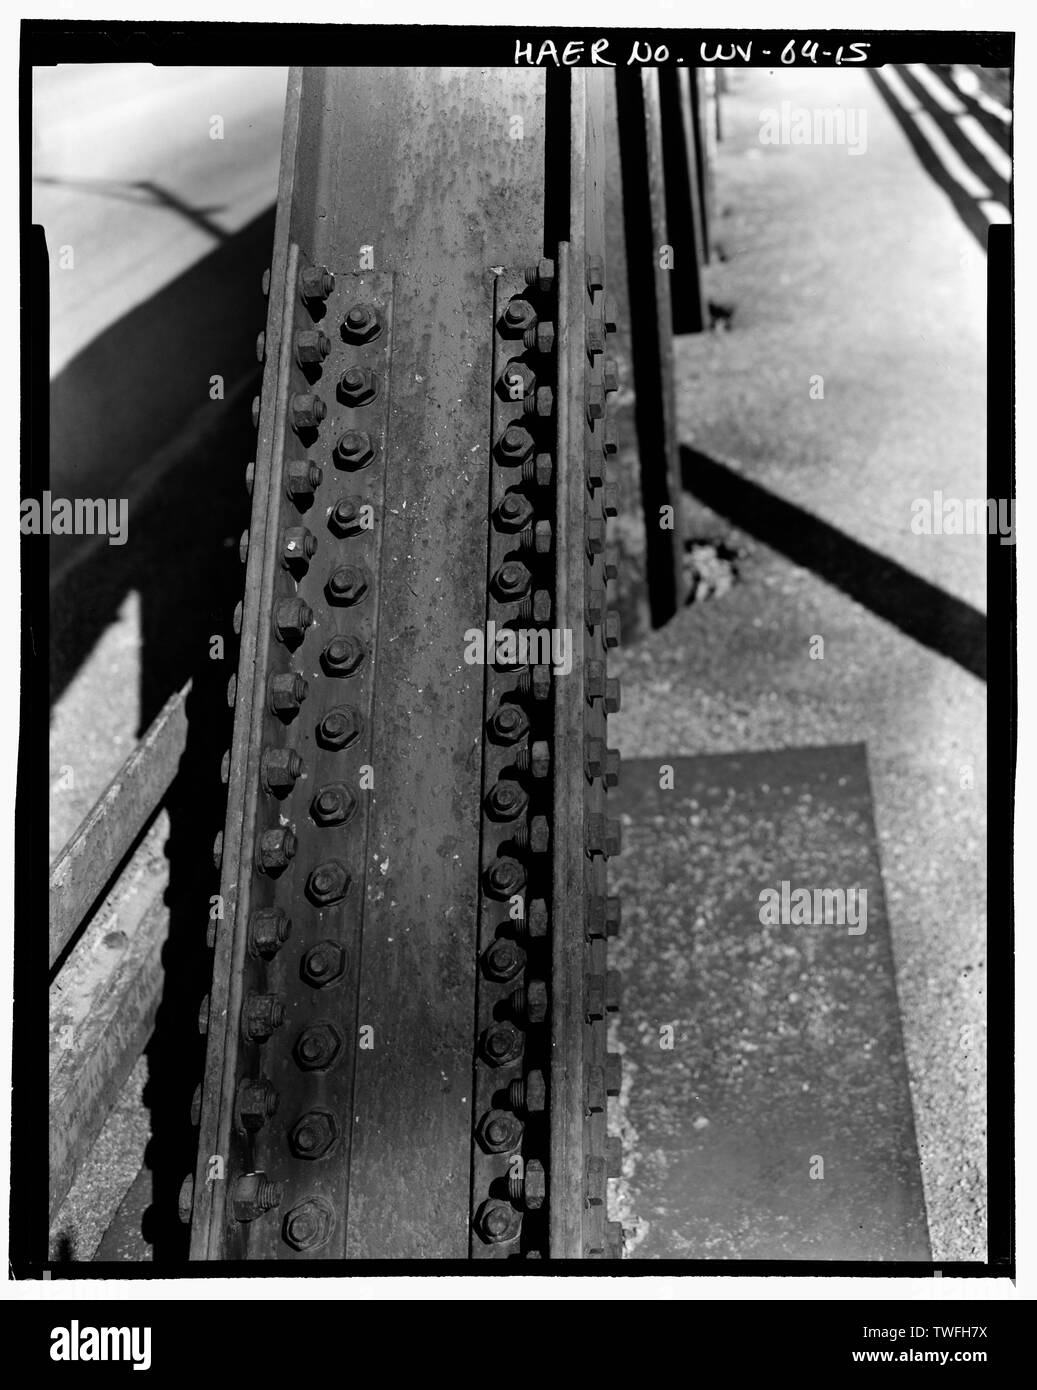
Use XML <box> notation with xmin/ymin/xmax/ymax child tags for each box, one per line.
<box><xmin>49</xmin><ymin>813</ymin><xmax>170</xmax><ymax>1221</ymax></box>
<box><xmin>49</xmin><ymin>682</ymin><xmax>189</xmax><ymax>968</ymax></box>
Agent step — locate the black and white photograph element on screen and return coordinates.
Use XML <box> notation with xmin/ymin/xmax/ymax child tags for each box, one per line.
<box><xmin>4</xmin><ymin>1</ymin><xmax>1027</xmax><ymax>1348</ymax></box>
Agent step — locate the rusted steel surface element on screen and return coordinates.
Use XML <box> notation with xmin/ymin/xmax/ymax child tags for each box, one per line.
<box><xmin>49</xmin><ymin>812</ymin><xmax>170</xmax><ymax>1221</ymax></box>
<box><xmin>49</xmin><ymin>682</ymin><xmax>189</xmax><ymax>968</ymax></box>
<box><xmin>550</xmin><ymin>75</ymin><xmax>624</xmax><ymax>1261</ymax></box>
<box><xmin>188</xmin><ymin>66</ymin><xmax>623</xmax><ymax>1260</ymax></box>
<box><xmin>616</xmin><ymin>69</ymin><xmax>686</xmax><ymax>627</ymax></box>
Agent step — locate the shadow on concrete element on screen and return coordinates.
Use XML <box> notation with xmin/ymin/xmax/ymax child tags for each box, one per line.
<box><xmin>49</xmin><ymin>204</ymin><xmax>275</xmax><ymax>728</ymax></box>
<box><xmin>680</xmin><ymin>445</ymin><xmax>987</xmax><ymax>681</ymax></box>
<box><xmin>35</xmin><ymin>174</ymin><xmax>233</xmax><ymax>242</ymax></box>
<box><xmin>45</xmin><ymin>208</ymin><xmax>276</xmax><ymax>1262</ymax></box>
<box><xmin>869</xmin><ymin>67</ymin><xmax>1007</xmax><ymax>251</ymax></box>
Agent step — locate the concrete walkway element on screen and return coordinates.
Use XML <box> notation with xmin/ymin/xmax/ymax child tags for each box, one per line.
<box><xmin>608</xmin><ymin>64</ymin><xmax>999</xmax><ymax>1261</ymax></box>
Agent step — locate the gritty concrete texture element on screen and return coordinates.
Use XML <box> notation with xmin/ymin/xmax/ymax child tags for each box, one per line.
<box><xmin>602</xmin><ymin>63</ymin><xmax>991</xmax><ymax>1263</ymax></box>
<box><xmin>609</xmin><ymin>748</ymin><xmax>930</xmax><ymax>1261</ymax></box>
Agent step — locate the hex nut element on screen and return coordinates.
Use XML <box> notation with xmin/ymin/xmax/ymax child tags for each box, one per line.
<box><xmin>526</xmin><ymin>898</ymin><xmax>548</xmax><ymax>939</ymax></box>
<box><xmin>525</xmin><ymin>1070</ymin><xmax>547</xmax><ymax>1114</ymax></box>
<box><xmin>525</xmin><ymin>386</ymin><xmax>554</xmax><ymax>417</ymax></box>
<box><xmin>483</xmin><ymin>937</ymin><xmax>526</xmax><ymax>983</ymax></box>
<box><xmin>293</xmin><ymin>1021</ymin><xmax>343</xmax><ymax>1072</ymax></box>
<box><xmin>310</xmin><ymin>784</ymin><xmax>358</xmax><ymax>828</ymax></box>
<box><xmin>502</xmin><ymin>298</ymin><xmax>537</xmax><ymax>335</ymax></box>
<box><xmin>282</xmin><ymin>525</ymin><xmax>318</xmax><ymax>571</ymax></box>
<box><xmin>523</xmin><ymin>453</ymin><xmax>553</xmax><ymax>489</ymax></box>
<box><xmin>500</xmin><ymin>359</ymin><xmax>535</xmax><ymax>401</ymax></box>
<box><xmin>484</xmin><ymin>856</ymin><xmax>526</xmax><ymax>900</ymax></box>
<box><xmin>269</xmin><ymin>671</ymin><xmax>308</xmax><ymax>718</ymax></box>
<box><xmin>333</xmin><ymin>429</ymin><xmax>375</xmax><ymax>469</ymax></box>
<box><xmin>341</xmin><ymin>303</ymin><xmax>382</xmax><ymax>343</ymax></box>
<box><xmin>322</xmin><ymin>635</ymin><xmax>365</xmax><ymax>676</ymax></box>
<box><xmin>486</xmin><ymin>780</ymin><xmax>528</xmax><ymax>821</ymax></box>
<box><xmin>242</xmin><ymin>992</ymin><xmax>286</xmax><ymax>1043</ymax></box>
<box><xmin>524</xmin><ymin>1159</ymin><xmax>547</xmax><ymax>1209</ymax></box>
<box><xmin>326</xmin><ymin>564</ymin><xmax>369</xmax><ymax>606</ymax></box>
<box><xmin>329</xmin><ymin>495</ymin><xmax>367</xmax><ymax>535</ymax></box>
<box><xmin>300</xmin><ymin>265</ymin><xmax>335</xmax><ymax>302</ymax></box>
<box><xmin>475</xmin><ymin>1199</ymin><xmax>522</xmax><ymax>1244</ymax></box>
<box><xmin>492</xmin><ymin>560</ymin><xmax>531</xmax><ymax>602</ymax></box>
<box><xmin>317</xmin><ymin>705</ymin><xmax>363</xmax><ymax>750</ymax></box>
<box><xmin>256</xmin><ymin>827</ymin><xmax>297</xmax><ymax>874</ymax></box>
<box><xmin>524</xmin><ymin>258</ymin><xmax>556</xmax><ymax>294</ymax></box>
<box><xmin>586</xmin><ymin>255</ymin><xmax>605</xmax><ymax>294</ymax></box>
<box><xmin>290</xmin><ymin>393</ymin><xmax>327</xmax><ymax>433</ymax></box>
<box><xmin>289</xmin><ymin>1108</ymin><xmax>339</xmax><ymax>1160</ymax></box>
<box><xmin>274</xmin><ymin>597</ymin><xmax>314</xmax><ymax>645</ymax></box>
<box><xmin>248</xmin><ymin>906</ymin><xmax>292</xmax><ymax>959</ymax></box>
<box><xmin>521</xmin><ymin>979</ymin><xmax>548</xmax><ymax>1024</ymax></box>
<box><xmin>306</xmin><ymin>860</ymin><xmax>351</xmax><ymax>907</ymax></box>
<box><xmin>497</xmin><ymin>424</ymin><xmax>534</xmax><ymax>464</ymax></box>
<box><xmin>301</xmin><ymin>939</ymin><xmax>347</xmax><ymax>988</ymax></box>
<box><xmin>337</xmin><ymin>367</ymin><xmax>378</xmax><ymax>407</ymax></box>
<box><xmin>489</xmin><ymin>705</ymin><xmax>528</xmax><ymax>745</ymax></box>
<box><xmin>233</xmin><ymin>1173</ymin><xmax>284</xmax><ymax>1222</ymax></box>
<box><xmin>477</xmin><ymin>1109</ymin><xmax>524</xmax><ymax>1154</ymax></box>
<box><xmin>261</xmin><ymin>747</ymin><xmax>303</xmax><ymax>796</ymax></box>
<box><xmin>524</xmin><ymin>321</ymin><xmax>555</xmax><ymax>355</ymax></box>
<box><xmin>237</xmin><ymin>1077</ymin><xmax>279</xmax><ymax>1132</ymax></box>
<box><xmin>495</xmin><ymin>492</ymin><xmax>534</xmax><ymax>532</ymax></box>
<box><xmin>295</xmin><ymin>329</ymin><xmax>330</xmax><ymax>366</ymax></box>
<box><xmin>285</xmin><ymin>459</ymin><xmax>323</xmax><ymax>500</ymax></box>
<box><xmin>283</xmin><ymin>1196</ymin><xmax>335</xmax><ymax>1252</ymax></box>
<box><xmin>480</xmin><ymin>1021</ymin><xmax>523</xmax><ymax>1067</ymax></box>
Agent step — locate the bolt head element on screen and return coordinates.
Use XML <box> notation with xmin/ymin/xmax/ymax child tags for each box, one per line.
<box><xmin>476</xmin><ymin>1199</ymin><xmax>522</xmax><ymax>1244</ymax></box>
<box><xmin>285</xmin><ymin>459</ymin><xmax>323</xmax><ymax>501</ymax></box>
<box><xmin>487</xmin><ymin>780</ymin><xmax>528</xmax><ymax>820</ymax></box>
<box><xmin>293</xmin><ymin>1021</ymin><xmax>343</xmax><ymax>1072</ymax></box>
<box><xmin>289</xmin><ymin>1108</ymin><xmax>339</xmax><ymax>1160</ymax></box>
<box><xmin>528</xmin><ymin>740</ymin><xmax>550</xmax><ymax>779</ymax></box>
<box><xmin>269</xmin><ymin>671</ymin><xmax>308</xmax><ymax>717</ymax></box>
<box><xmin>274</xmin><ymin>598</ymin><xmax>314</xmax><ymax>646</ymax></box>
<box><xmin>295</xmin><ymin>329</ymin><xmax>330</xmax><ymax>366</ymax></box>
<box><xmin>317</xmin><ymin>704</ymin><xmax>362</xmax><ymax>749</ymax></box>
<box><xmin>526</xmin><ymin>979</ymin><xmax>548</xmax><ymax>1023</ymax></box>
<box><xmin>485</xmin><ymin>856</ymin><xmax>526</xmax><ymax>900</ymax></box>
<box><xmin>301</xmin><ymin>939</ymin><xmax>347</xmax><ymax>988</ymax></box>
<box><xmin>493</xmin><ymin>561</ymin><xmax>531</xmax><ymax>602</ymax></box>
<box><xmin>329</xmin><ymin>495</ymin><xmax>366</xmax><ymax>535</ymax></box>
<box><xmin>337</xmin><ymin>367</ymin><xmax>378</xmax><ymax>407</ymax></box>
<box><xmin>483</xmin><ymin>938</ymin><xmax>525</xmax><ymax>983</ymax></box>
<box><xmin>300</xmin><ymin>265</ymin><xmax>335</xmax><ymax>302</ymax></box>
<box><xmin>243</xmin><ymin>992</ymin><xmax>286</xmax><ymax>1042</ymax></box>
<box><xmin>530</xmin><ymin>664</ymin><xmax>551</xmax><ymax>702</ymax></box>
<box><xmin>256</xmin><ymin>827</ymin><xmax>297</xmax><ymax>874</ymax></box>
<box><xmin>481</xmin><ymin>1021</ymin><xmax>524</xmax><ymax>1067</ymax></box>
<box><xmin>503</xmin><ymin>299</ymin><xmax>536</xmax><ymax>334</ymax></box>
<box><xmin>310</xmin><ymin>783</ymin><xmax>357</xmax><ymax>827</ymax></box>
<box><xmin>261</xmin><ymin>747</ymin><xmax>303</xmax><ymax>796</ymax></box>
<box><xmin>341</xmin><ymin>304</ymin><xmax>382</xmax><ymax>342</ymax></box>
<box><xmin>282</xmin><ymin>526</ymin><xmax>318</xmax><ymax>572</ymax></box>
<box><xmin>322</xmin><ymin>635</ymin><xmax>365</xmax><ymax>676</ymax></box>
<box><xmin>333</xmin><ymin>429</ymin><xmax>375</xmax><ymax>469</ymax></box>
<box><xmin>283</xmin><ymin>1196</ymin><xmax>335</xmax><ymax>1251</ymax></box>
<box><xmin>477</xmin><ymin>1109</ymin><xmax>524</xmax><ymax>1154</ymax></box>
<box><xmin>249</xmin><ymin>906</ymin><xmax>292</xmax><ymax>958</ymax></box>
<box><xmin>526</xmin><ymin>1070</ymin><xmax>547</xmax><ymax>1113</ymax></box>
<box><xmin>490</xmin><ymin>704</ymin><xmax>528</xmax><ymax>745</ymax></box>
<box><xmin>496</xmin><ymin>492</ymin><xmax>534</xmax><ymax>532</ymax></box>
<box><xmin>290</xmin><ymin>392</ymin><xmax>327</xmax><ymax>432</ymax></box>
<box><xmin>327</xmin><ymin>564</ymin><xmax>369</xmax><ymax>605</ymax></box>
<box><xmin>525</xmin><ymin>1159</ymin><xmax>547</xmax><ymax>1209</ymax></box>
<box><xmin>237</xmin><ymin>1078</ymin><xmax>279</xmax><ymax>1131</ymax></box>
<box><xmin>306</xmin><ymin>860</ymin><xmax>351</xmax><ymax>906</ymax></box>
<box><xmin>498</xmin><ymin>424</ymin><xmax>534</xmax><ymax>464</ymax></box>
